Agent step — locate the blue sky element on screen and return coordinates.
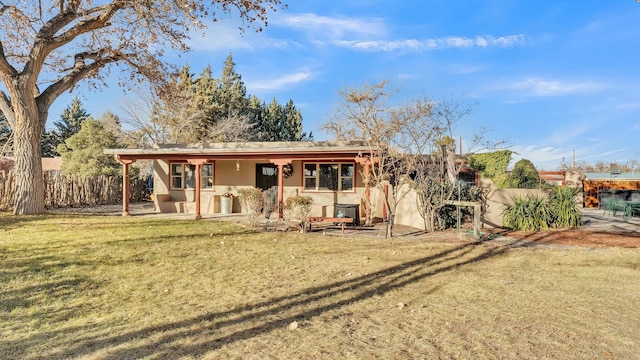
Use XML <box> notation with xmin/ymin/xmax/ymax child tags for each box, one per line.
<box><xmin>51</xmin><ymin>0</ymin><xmax>640</xmax><ymax>170</ymax></box>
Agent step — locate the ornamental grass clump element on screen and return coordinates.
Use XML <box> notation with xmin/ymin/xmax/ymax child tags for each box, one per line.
<box><xmin>502</xmin><ymin>188</ymin><xmax>583</xmax><ymax>231</ymax></box>
<box><xmin>502</xmin><ymin>194</ymin><xmax>551</xmax><ymax>231</ymax></box>
<box><xmin>548</xmin><ymin>187</ymin><xmax>582</xmax><ymax>228</ymax></box>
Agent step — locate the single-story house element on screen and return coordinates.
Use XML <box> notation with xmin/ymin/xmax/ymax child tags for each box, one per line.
<box><xmin>104</xmin><ymin>141</ymin><xmax>381</xmax><ymax>222</ymax></box>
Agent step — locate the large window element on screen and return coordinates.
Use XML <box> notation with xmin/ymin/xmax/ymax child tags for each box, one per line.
<box><xmin>170</xmin><ymin>163</ymin><xmax>213</xmax><ymax>190</ymax></box>
<box><xmin>304</xmin><ymin>162</ymin><xmax>354</xmax><ymax>191</ymax></box>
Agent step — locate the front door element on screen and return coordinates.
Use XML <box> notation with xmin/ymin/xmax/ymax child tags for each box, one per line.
<box><xmin>256</xmin><ymin>164</ymin><xmax>278</xmax><ymax>213</ymax></box>
<box><xmin>256</xmin><ymin>164</ymin><xmax>278</xmax><ymax>190</ymax></box>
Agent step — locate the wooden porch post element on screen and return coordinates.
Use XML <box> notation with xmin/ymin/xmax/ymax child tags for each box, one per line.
<box><xmin>270</xmin><ymin>159</ymin><xmax>292</xmax><ymax>219</ymax></box>
<box><xmin>115</xmin><ymin>156</ymin><xmax>136</xmax><ymax>217</ymax></box>
<box><xmin>188</xmin><ymin>159</ymin><xmax>208</xmax><ymax>220</ymax></box>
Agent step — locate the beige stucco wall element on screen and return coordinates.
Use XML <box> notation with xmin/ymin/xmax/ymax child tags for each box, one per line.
<box><xmin>391</xmin><ymin>178</ymin><xmax>549</xmax><ymax>230</ymax></box>
<box><xmin>153</xmin><ymin>159</ymin><xmax>369</xmax><ymax>218</ymax></box>
<box><xmin>479</xmin><ymin>178</ymin><xmax>547</xmax><ymax>228</ymax></box>
<box><xmin>394</xmin><ymin>185</ymin><xmax>426</xmax><ymax>230</ymax></box>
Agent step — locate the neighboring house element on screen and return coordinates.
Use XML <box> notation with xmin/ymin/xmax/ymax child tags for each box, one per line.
<box><xmin>105</xmin><ymin>141</ymin><xmax>381</xmax><ymax>221</ymax></box>
<box><xmin>583</xmin><ymin>172</ymin><xmax>640</xmax><ymax>208</ymax></box>
<box><xmin>0</xmin><ymin>156</ymin><xmax>62</xmax><ymax>174</ymax></box>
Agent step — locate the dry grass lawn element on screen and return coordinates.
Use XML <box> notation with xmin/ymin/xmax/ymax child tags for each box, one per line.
<box><xmin>1</xmin><ymin>214</ymin><xmax>639</xmax><ymax>359</ymax></box>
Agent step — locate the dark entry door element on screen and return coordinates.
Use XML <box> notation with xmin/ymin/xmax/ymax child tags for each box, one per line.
<box><xmin>256</xmin><ymin>164</ymin><xmax>278</xmax><ymax>190</ymax></box>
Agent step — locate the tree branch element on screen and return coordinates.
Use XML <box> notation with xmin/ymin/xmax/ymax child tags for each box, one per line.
<box><xmin>25</xmin><ymin>2</ymin><xmax>123</xmax><ymax>80</ymax></box>
<box><xmin>0</xmin><ymin>41</ymin><xmax>17</xmax><ymax>78</ymax></box>
<box><xmin>0</xmin><ymin>90</ymin><xmax>14</xmax><ymax>128</ymax></box>
<box><xmin>38</xmin><ymin>50</ymin><xmax>125</xmax><ymax>110</ymax></box>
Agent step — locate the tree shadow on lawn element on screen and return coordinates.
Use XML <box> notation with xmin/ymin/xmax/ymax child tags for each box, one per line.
<box><xmin>36</xmin><ymin>236</ymin><xmax>542</xmax><ymax>360</ymax></box>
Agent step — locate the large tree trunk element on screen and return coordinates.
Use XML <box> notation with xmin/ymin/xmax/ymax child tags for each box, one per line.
<box><xmin>12</xmin><ymin>90</ymin><xmax>46</xmax><ymax>215</ymax></box>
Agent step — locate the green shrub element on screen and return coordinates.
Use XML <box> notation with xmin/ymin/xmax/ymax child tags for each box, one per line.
<box><xmin>508</xmin><ymin>159</ymin><xmax>541</xmax><ymax>189</ymax></box>
<box><xmin>437</xmin><ymin>185</ymin><xmax>484</xmax><ymax>230</ymax></box>
<box><xmin>548</xmin><ymin>187</ymin><xmax>582</xmax><ymax>228</ymax></box>
<box><xmin>502</xmin><ymin>194</ymin><xmax>551</xmax><ymax>231</ymax></box>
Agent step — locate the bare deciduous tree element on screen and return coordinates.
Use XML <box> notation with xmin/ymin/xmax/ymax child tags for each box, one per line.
<box><xmin>0</xmin><ymin>0</ymin><xmax>282</xmax><ymax>214</ymax></box>
<box><xmin>324</xmin><ymin>81</ymin><xmax>480</xmax><ymax>236</ymax></box>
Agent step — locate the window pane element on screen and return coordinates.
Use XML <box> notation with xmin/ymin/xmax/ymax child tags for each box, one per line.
<box><xmin>172</xmin><ymin>176</ymin><xmax>182</xmax><ymax>189</ymax></box>
<box><xmin>171</xmin><ymin>164</ymin><xmax>182</xmax><ymax>175</ymax></box>
<box><xmin>341</xmin><ymin>178</ymin><xmax>353</xmax><ymax>191</ymax></box>
<box><xmin>304</xmin><ymin>163</ymin><xmax>317</xmax><ymax>176</ymax></box>
<box><xmin>201</xmin><ymin>164</ymin><xmax>213</xmax><ymax>177</ymax></box>
<box><xmin>341</xmin><ymin>164</ymin><xmax>354</xmax><ymax>177</ymax></box>
<box><xmin>304</xmin><ymin>178</ymin><xmax>316</xmax><ymax>190</ymax></box>
<box><xmin>185</xmin><ymin>164</ymin><xmax>196</xmax><ymax>189</ymax></box>
<box><xmin>201</xmin><ymin>177</ymin><xmax>213</xmax><ymax>189</ymax></box>
<box><xmin>319</xmin><ymin>164</ymin><xmax>338</xmax><ymax>190</ymax></box>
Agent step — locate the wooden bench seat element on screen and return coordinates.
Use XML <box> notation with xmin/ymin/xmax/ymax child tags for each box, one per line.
<box><xmin>304</xmin><ymin>216</ymin><xmax>354</xmax><ymax>234</ymax></box>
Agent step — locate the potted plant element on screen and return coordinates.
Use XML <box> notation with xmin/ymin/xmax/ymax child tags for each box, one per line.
<box><xmin>220</xmin><ymin>192</ymin><xmax>234</xmax><ymax>214</ymax></box>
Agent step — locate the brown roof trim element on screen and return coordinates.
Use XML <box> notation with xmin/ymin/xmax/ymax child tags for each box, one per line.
<box><xmin>105</xmin><ymin>141</ymin><xmax>377</xmax><ymax>160</ymax></box>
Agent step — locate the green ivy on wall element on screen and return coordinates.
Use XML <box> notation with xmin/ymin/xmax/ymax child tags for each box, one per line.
<box><xmin>467</xmin><ymin>150</ymin><xmax>513</xmax><ymax>188</ymax></box>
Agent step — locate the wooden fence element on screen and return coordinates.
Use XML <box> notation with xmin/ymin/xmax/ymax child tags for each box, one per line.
<box><xmin>0</xmin><ymin>170</ymin><xmax>149</xmax><ymax>211</ymax></box>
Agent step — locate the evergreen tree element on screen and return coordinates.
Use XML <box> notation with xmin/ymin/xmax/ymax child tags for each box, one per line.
<box><xmin>215</xmin><ymin>53</ymin><xmax>249</xmax><ymax>120</ymax></box>
<box><xmin>53</xmin><ymin>97</ymin><xmax>91</xmax><ymax>145</ymax></box>
<box><xmin>193</xmin><ymin>65</ymin><xmax>219</xmax><ymax>140</ymax></box>
<box><xmin>134</xmin><ymin>55</ymin><xmax>311</xmax><ymax>144</ymax></box>
<box><xmin>509</xmin><ymin>159</ymin><xmax>541</xmax><ymax>189</ymax></box>
<box><xmin>57</xmin><ymin>119</ymin><xmax>120</xmax><ymax>177</ymax></box>
<box><xmin>252</xmin><ymin>98</ymin><xmax>312</xmax><ymax>141</ymax></box>
<box><xmin>41</xmin><ymin>130</ymin><xmax>59</xmax><ymax>157</ymax></box>
<box><xmin>283</xmin><ymin>99</ymin><xmax>312</xmax><ymax>141</ymax></box>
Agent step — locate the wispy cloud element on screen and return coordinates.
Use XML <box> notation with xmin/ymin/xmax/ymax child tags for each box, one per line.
<box><xmin>247</xmin><ymin>70</ymin><xmax>313</xmax><ymax>91</ymax></box>
<box><xmin>187</xmin><ymin>24</ymin><xmax>297</xmax><ymax>52</ymax></box>
<box><xmin>451</xmin><ymin>64</ymin><xmax>485</xmax><ymax>75</ymax></box>
<box><xmin>502</xmin><ymin>78</ymin><xmax>606</xmax><ymax>97</ymax></box>
<box><xmin>275</xmin><ymin>13</ymin><xmax>385</xmax><ymax>38</ymax></box>
<box><xmin>330</xmin><ymin>34</ymin><xmax>525</xmax><ymax>52</ymax></box>
<box><xmin>577</xmin><ymin>148</ymin><xmax>627</xmax><ymax>161</ymax></box>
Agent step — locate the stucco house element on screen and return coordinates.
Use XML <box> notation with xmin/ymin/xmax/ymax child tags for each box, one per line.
<box><xmin>105</xmin><ymin>141</ymin><xmax>381</xmax><ymax>222</ymax></box>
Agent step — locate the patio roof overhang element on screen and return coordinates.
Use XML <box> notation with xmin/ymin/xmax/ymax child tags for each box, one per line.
<box><xmin>104</xmin><ymin>141</ymin><xmax>377</xmax><ymax>162</ymax></box>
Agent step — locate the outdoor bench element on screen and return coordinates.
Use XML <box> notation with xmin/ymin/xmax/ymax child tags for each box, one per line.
<box><xmin>304</xmin><ymin>216</ymin><xmax>354</xmax><ymax>234</ymax></box>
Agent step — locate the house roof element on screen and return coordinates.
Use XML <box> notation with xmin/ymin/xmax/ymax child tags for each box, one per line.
<box><xmin>584</xmin><ymin>172</ymin><xmax>640</xmax><ymax>181</ymax></box>
<box><xmin>104</xmin><ymin>141</ymin><xmax>377</xmax><ymax>162</ymax></box>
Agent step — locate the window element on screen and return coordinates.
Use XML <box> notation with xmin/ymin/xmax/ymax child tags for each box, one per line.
<box><xmin>170</xmin><ymin>163</ymin><xmax>213</xmax><ymax>190</ymax></box>
<box><xmin>304</xmin><ymin>162</ymin><xmax>354</xmax><ymax>191</ymax></box>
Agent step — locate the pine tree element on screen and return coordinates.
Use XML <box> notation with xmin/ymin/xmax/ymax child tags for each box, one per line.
<box><xmin>209</xmin><ymin>53</ymin><xmax>250</xmax><ymax>128</ymax></box>
<box><xmin>58</xmin><ymin>119</ymin><xmax>120</xmax><ymax>177</ymax></box>
<box><xmin>252</xmin><ymin>98</ymin><xmax>312</xmax><ymax>141</ymax></box>
<box><xmin>41</xmin><ymin>130</ymin><xmax>59</xmax><ymax>157</ymax></box>
<box><xmin>53</xmin><ymin>97</ymin><xmax>91</xmax><ymax>145</ymax></box>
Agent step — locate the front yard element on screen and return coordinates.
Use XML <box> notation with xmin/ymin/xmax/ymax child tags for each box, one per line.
<box><xmin>1</xmin><ymin>214</ymin><xmax>639</xmax><ymax>359</ymax></box>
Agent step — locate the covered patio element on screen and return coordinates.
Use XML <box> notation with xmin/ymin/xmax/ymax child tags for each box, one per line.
<box><xmin>105</xmin><ymin>141</ymin><xmax>378</xmax><ymax>222</ymax></box>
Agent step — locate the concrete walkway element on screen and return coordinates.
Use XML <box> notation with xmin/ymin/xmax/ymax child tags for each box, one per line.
<box><xmin>581</xmin><ymin>207</ymin><xmax>640</xmax><ymax>234</ymax></box>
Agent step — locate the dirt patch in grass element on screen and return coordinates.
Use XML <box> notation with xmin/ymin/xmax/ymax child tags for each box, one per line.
<box><xmin>494</xmin><ymin>229</ymin><xmax>640</xmax><ymax>248</ymax></box>
<box><xmin>401</xmin><ymin>226</ymin><xmax>640</xmax><ymax>249</ymax></box>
